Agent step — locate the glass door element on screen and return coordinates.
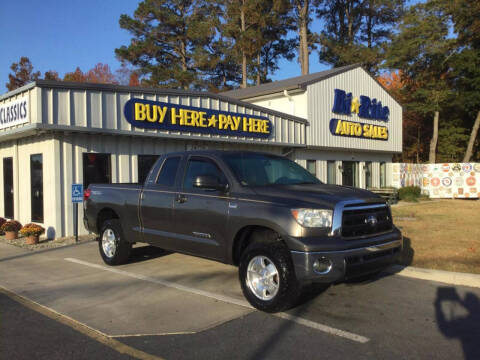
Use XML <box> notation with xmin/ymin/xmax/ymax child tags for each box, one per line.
<box><xmin>31</xmin><ymin>154</ymin><xmax>44</xmax><ymax>222</ymax></box>
<box><xmin>342</xmin><ymin>161</ymin><xmax>359</xmax><ymax>187</ymax></box>
<box><xmin>3</xmin><ymin>157</ymin><xmax>13</xmax><ymax>218</ymax></box>
<box><xmin>365</xmin><ymin>161</ymin><xmax>372</xmax><ymax>189</ymax></box>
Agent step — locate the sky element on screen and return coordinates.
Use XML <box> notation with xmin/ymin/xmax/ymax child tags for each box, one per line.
<box><xmin>0</xmin><ymin>0</ymin><xmax>332</xmax><ymax>92</ymax></box>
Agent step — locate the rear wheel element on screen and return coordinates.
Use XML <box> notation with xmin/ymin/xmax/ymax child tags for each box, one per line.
<box><xmin>239</xmin><ymin>234</ymin><xmax>300</xmax><ymax>313</ymax></box>
<box><xmin>99</xmin><ymin>219</ymin><xmax>132</xmax><ymax>265</ymax></box>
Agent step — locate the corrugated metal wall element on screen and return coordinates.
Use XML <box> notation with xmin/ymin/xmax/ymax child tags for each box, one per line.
<box><xmin>307</xmin><ymin>67</ymin><xmax>402</xmax><ymax>153</ymax></box>
<box><xmin>38</xmin><ymin>86</ymin><xmax>306</xmax><ymax>147</ymax></box>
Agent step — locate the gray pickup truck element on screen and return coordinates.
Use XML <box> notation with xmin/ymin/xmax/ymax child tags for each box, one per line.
<box><xmin>84</xmin><ymin>150</ymin><xmax>402</xmax><ymax>312</ymax></box>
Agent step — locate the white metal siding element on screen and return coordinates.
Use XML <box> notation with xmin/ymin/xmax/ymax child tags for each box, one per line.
<box><xmin>38</xmin><ymin>87</ymin><xmax>305</xmax><ymax>147</ymax></box>
<box><xmin>307</xmin><ymin>67</ymin><xmax>402</xmax><ymax>153</ymax></box>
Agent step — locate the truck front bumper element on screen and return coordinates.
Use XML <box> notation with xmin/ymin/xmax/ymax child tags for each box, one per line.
<box><xmin>291</xmin><ymin>237</ymin><xmax>403</xmax><ymax>284</ymax></box>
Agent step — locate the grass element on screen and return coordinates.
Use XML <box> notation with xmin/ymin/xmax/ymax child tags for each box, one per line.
<box><xmin>392</xmin><ymin>199</ymin><xmax>480</xmax><ymax>274</ymax></box>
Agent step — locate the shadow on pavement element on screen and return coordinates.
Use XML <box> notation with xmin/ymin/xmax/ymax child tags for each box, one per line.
<box><xmin>128</xmin><ymin>245</ymin><xmax>171</xmax><ymax>264</ymax></box>
<box><xmin>435</xmin><ymin>287</ymin><xmax>480</xmax><ymax>360</ymax></box>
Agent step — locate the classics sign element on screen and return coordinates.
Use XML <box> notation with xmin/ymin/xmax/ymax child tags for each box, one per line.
<box><xmin>0</xmin><ymin>97</ymin><xmax>29</xmax><ymax>130</ymax></box>
<box><xmin>124</xmin><ymin>98</ymin><xmax>272</xmax><ymax>139</ymax></box>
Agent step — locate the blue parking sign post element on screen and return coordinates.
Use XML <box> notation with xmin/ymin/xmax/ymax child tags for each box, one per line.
<box><xmin>72</xmin><ymin>184</ymin><xmax>83</xmax><ymax>243</ymax></box>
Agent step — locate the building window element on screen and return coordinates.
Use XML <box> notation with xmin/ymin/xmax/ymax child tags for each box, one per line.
<box><xmin>327</xmin><ymin>160</ymin><xmax>336</xmax><ymax>184</ymax></box>
<box><xmin>83</xmin><ymin>153</ymin><xmax>111</xmax><ymax>189</ymax></box>
<box><xmin>156</xmin><ymin>157</ymin><xmax>181</xmax><ymax>187</ymax></box>
<box><xmin>365</xmin><ymin>161</ymin><xmax>372</xmax><ymax>189</ymax></box>
<box><xmin>342</xmin><ymin>161</ymin><xmax>359</xmax><ymax>187</ymax></box>
<box><xmin>30</xmin><ymin>154</ymin><xmax>44</xmax><ymax>223</ymax></box>
<box><xmin>380</xmin><ymin>162</ymin><xmax>386</xmax><ymax>188</ymax></box>
<box><xmin>3</xmin><ymin>157</ymin><xmax>14</xmax><ymax>219</ymax></box>
<box><xmin>138</xmin><ymin>155</ymin><xmax>159</xmax><ymax>184</ymax></box>
<box><xmin>306</xmin><ymin>160</ymin><xmax>316</xmax><ymax>176</ymax></box>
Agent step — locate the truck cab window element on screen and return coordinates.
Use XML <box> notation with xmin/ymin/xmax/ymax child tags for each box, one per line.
<box><xmin>156</xmin><ymin>157</ymin><xmax>180</xmax><ymax>187</ymax></box>
<box><xmin>183</xmin><ymin>158</ymin><xmax>226</xmax><ymax>191</ymax></box>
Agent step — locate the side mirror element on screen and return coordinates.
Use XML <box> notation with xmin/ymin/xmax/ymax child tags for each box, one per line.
<box><xmin>193</xmin><ymin>175</ymin><xmax>228</xmax><ymax>192</ymax></box>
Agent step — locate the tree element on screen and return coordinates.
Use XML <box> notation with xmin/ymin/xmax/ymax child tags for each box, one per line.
<box><xmin>443</xmin><ymin>0</ymin><xmax>480</xmax><ymax>162</ymax></box>
<box><xmin>115</xmin><ymin>0</ymin><xmax>218</xmax><ymax>90</ymax></box>
<box><xmin>85</xmin><ymin>63</ymin><xmax>117</xmax><ymax>84</ymax></box>
<box><xmin>316</xmin><ymin>0</ymin><xmax>404</xmax><ymax>75</ymax></box>
<box><xmin>378</xmin><ymin>71</ymin><xmax>427</xmax><ymax>163</ymax></box>
<box><xmin>64</xmin><ymin>67</ymin><xmax>87</xmax><ymax>82</ymax></box>
<box><xmin>44</xmin><ymin>71</ymin><xmax>60</xmax><ymax>81</ymax></box>
<box><xmin>255</xmin><ymin>0</ymin><xmax>296</xmax><ymax>84</ymax></box>
<box><xmin>6</xmin><ymin>57</ymin><xmax>41</xmax><ymax>91</ymax></box>
<box><xmin>292</xmin><ymin>0</ymin><xmax>313</xmax><ymax>75</ymax></box>
<box><xmin>385</xmin><ymin>2</ymin><xmax>454</xmax><ymax>163</ymax></box>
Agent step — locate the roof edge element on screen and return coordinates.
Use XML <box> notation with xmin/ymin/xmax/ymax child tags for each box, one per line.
<box><xmin>0</xmin><ymin>82</ymin><xmax>37</xmax><ymax>101</ymax></box>
<box><xmin>31</xmin><ymin>80</ymin><xmax>308</xmax><ymax>125</ymax></box>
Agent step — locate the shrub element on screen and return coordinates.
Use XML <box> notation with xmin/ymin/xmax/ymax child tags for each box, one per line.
<box><xmin>398</xmin><ymin>186</ymin><xmax>422</xmax><ymax>202</ymax></box>
<box><xmin>1</xmin><ymin>220</ymin><xmax>22</xmax><ymax>233</ymax></box>
<box><xmin>19</xmin><ymin>223</ymin><xmax>45</xmax><ymax>237</ymax></box>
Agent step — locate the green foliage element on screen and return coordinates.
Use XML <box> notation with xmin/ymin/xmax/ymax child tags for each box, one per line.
<box><xmin>115</xmin><ymin>0</ymin><xmax>220</xmax><ymax>90</ymax></box>
<box><xmin>436</xmin><ymin>121</ymin><xmax>470</xmax><ymax>162</ymax></box>
<box><xmin>398</xmin><ymin>186</ymin><xmax>421</xmax><ymax>202</ymax></box>
<box><xmin>316</xmin><ymin>0</ymin><xmax>405</xmax><ymax>75</ymax></box>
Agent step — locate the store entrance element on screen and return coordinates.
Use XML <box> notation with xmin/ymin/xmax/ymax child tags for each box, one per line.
<box><xmin>3</xmin><ymin>157</ymin><xmax>13</xmax><ymax>218</ymax></box>
<box><xmin>342</xmin><ymin>161</ymin><xmax>359</xmax><ymax>187</ymax></box>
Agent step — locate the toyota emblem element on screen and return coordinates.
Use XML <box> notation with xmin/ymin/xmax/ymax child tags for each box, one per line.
<box><xmin>365</xmin><ymin>215</ymin><xmax>378</xmax><ymax>226</ymax></box>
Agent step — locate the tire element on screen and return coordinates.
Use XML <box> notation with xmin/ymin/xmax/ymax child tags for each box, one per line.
<box><xmin>239</xmin><ymin>234</ymin><xmax>300</xmax><ymax>313</ymax></box>
<box><xmin>98</xmin><ymin>219</ymin><xmax>132</xmax><ymax>266</ymax></box>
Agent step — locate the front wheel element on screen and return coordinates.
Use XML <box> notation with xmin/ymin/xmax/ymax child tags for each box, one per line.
<box><xmin>239</xmin><ymin>241</ymin><xmax>300</xmax><ymax>313</ymax></box>
<box><xmin>99</xmin><ymin>219</ymin><xmax>132</xmax><ymax>265</ymax></box>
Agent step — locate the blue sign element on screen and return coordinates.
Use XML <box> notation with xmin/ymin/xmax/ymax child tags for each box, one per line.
<box><xmin>72</xmin><ymin>184</ymin><xmax>84</xmax><ymax>203</ymax></box>
<box><xmin>124</xmin><ymin>98</ymin><xmax>273</xmax><ymax>139</ymax></box>
<box><xmin>332</xmin><ymin>89</ymin><xmax>389</xmax><ymax>122</ymax></box>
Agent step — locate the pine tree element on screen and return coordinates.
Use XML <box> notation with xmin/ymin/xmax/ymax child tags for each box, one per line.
<box><xmin>115</xmin><ymin>0</ymin><xmax>218</xmax><ymax>90</ymax></box>
<box><xmin>385</xmin><ymin>2</ymin><xmax>454</xmax><ymax>163</ymax></box>
<box><xmin>316</xmin><ymin>0</ymin><xmax>404</xmax><ymax>75</ymax></box>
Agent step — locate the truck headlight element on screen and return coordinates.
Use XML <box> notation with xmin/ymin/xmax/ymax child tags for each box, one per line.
<box><xmin>291</xmin><ymin>209</ymin><xmax>333</xmax><ymax>228</ymax></box>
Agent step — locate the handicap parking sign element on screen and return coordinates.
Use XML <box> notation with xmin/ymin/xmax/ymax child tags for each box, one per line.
<box><xmin>72</xmin><ymin>184</ymin><xmax>84</xmax><ymax>203</ymax></box>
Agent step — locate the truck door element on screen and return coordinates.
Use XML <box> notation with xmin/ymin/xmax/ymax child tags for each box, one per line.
<box><xmin>140</xmin><ymin>156</ymin><xmax>182</xmax><ymax>249</ymax></box>
<box><xmin>173</xmin><ymin>156</ymin><xmax>230</xmax><ymax>260</ymax></box>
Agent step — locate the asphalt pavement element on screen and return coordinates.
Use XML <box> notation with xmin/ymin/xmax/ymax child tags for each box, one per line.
<box><xmin>1</xmin><ymin>241</ymin><xmax>479</xmax><ymax>360</ymax></box>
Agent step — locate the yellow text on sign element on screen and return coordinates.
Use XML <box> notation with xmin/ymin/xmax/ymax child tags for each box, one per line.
<box><xmin>335</xmin><ymin>119</ymin><xmax>388</xmax><ymax>140</ymax></box>
<box><xmin>134</xmin><ymin>103</ymin><xmax>168</xmax><ymax>123</ymax></box>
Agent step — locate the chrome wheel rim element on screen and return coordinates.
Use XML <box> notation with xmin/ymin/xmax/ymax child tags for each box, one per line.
<box><xmin>246</xmin><ymin>255</ymin><xmax>279</xmax><ymax>301</ymax></box>
<box><xmin>101</xmin><ymin>229</ymin><xmax>116</xmax><ymax>258</ymax></box>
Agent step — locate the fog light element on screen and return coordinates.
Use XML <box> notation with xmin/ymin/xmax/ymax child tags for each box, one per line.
<box><xmin>313</xmin><ymin>257</ymin><xmax>333</xmax><ymax>274</ymax></box>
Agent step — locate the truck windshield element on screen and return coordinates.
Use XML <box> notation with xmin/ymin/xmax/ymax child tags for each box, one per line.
<box><xmin>222</xmin><ymin>153</ymin><xmax>322</xmax><ymax>187</ymax></box>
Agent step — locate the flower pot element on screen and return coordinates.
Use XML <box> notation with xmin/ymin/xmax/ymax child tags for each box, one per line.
<box><xmin>5</xmin><ymin>231</ymin><xmax>18</xmax><ymax>240</ymax></box>
<box><xmin>26</xmin><ymin>235</ymin><xmax>39</xmax><ymax>245</ymax></box>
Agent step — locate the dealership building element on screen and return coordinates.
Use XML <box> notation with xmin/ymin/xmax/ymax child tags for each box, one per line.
<box><xmin>0</xmin><ymin>64</ymin><xmax>401</xmax><ymax>238</ymax></box>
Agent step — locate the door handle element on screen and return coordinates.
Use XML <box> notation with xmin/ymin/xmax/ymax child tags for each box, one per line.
<box><xmin>176</xmin><ymin>194</ymin><xmax>187</xmax><ymax>203</ymax></box>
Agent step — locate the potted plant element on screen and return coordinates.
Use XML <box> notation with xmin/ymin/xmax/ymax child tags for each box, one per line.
<box><xmin>1</xmin><ymin>220</ymin><xmax>22</xmax><ymax>240</ymax></box>
<box><xmin>0</xmin><ymin>218</ymin><xmax>6</xmax><ymax>235</ymax></box>
<box><xmin>19</xmin><ymin>223</ymin><xmax>45</xmax><ymax>245</ymax></box>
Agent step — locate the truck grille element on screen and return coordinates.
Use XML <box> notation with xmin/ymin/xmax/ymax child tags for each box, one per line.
<box><xmin>341</xmin><ymin>204</ymin><xmax>392</xmax><ymax>238</ymax></box>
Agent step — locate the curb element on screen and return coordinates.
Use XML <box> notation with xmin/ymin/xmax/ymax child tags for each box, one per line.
<box><xmin>387</xmin><ymin>265</ymin><xmax>480</xmax><ymax>289</ymax></box>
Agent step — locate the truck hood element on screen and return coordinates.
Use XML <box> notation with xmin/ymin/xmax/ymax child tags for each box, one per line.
<box><xmin>250</xmin><ymin>184</ymin><xmax>382</xmax><ymax>209</ymax></box>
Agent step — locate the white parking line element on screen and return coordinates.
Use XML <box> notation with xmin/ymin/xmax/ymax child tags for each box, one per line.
<box><xmin>64</xmin><ymin>257</ymin><xmax>370</xmax><ymax>344</ymax></box>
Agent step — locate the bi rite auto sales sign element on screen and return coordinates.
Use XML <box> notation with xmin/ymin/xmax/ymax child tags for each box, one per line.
<box><xmin>124</xmin><ymin>98</ymin><xmax>272</xmax><ymax>139</ymax></box>
<box><xmin>329</xmin><ymin>89</ymin><xmax>389</xmax><ymax>141</ymax></box>
<box><xmin>0</xmin><ymin>97</ymin><xmax>29</xmax><ymax>130</ymax></box>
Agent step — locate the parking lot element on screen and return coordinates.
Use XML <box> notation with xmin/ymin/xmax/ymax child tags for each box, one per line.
<box><xmin>1</xmin><ymin>240</ymin><xmax>479</xmax><ymax>360</ymax></box>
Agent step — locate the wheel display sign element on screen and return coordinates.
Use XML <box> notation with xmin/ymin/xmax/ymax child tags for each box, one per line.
<box><xmin>390</xmin><ymin>162</ymin><xmax>480</xmax><ymax>199</ymax></box>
